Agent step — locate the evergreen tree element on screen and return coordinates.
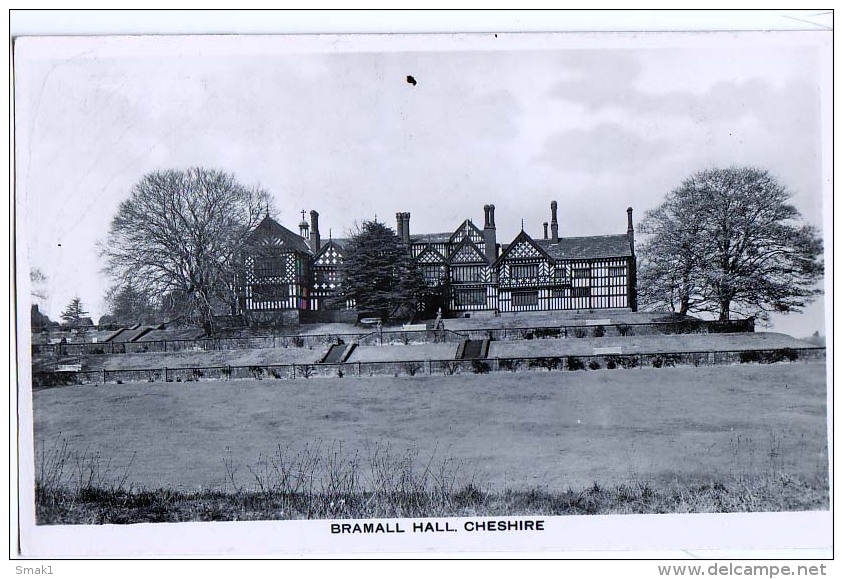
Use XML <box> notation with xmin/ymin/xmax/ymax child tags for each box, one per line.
<box><xmin>60</xmin><ymin>296</ymin><xmax>89</xmax><ymax>329</ymax></box>
<box><xmin>333</xmin><ymin>220</ymin><xmax>428</xmax><ymax>322</ymax></box>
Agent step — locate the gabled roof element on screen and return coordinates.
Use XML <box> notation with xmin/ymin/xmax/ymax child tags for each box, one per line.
<box><xmin>448</xmin><ymin>236</ymin><xmax>489</xmax><ymax>265</ymax></box>
<box><xmin>535</xmin><ymin>235</ymin><xmax>633</xmax><ymax>260</ymax></box>
<box><xmin>495</xmin><ymin>230</ymin><xmax>554</xmax><ymax>264</ymax></box>
<box><xmin>247</xmin><ymin>216</ymin><xmax>312</xmax><ymax>254</ymax></box>
<box><xmin>416</xmin><ymin>244</ymin><xmax>447</xmax><ymax>264</ymax></box>
<box><xmin>448</xmin><ymin>219</ymin><xmax>484</xmax><ymax>246</ymax></box>
<box><xmin>313</xmin><ymin>239</ymin><xmax>347</xmax><ymax>262</ymax></box>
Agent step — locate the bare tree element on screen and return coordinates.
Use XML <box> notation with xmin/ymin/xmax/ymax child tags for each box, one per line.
<box><xmin>638</xmin><ymin>167</ymin><xmax>824</xmax><ymax>323</ymax></box>
<box><xmin>30</xmin><ymin>268</ymin><xmax>48</xmax><ymax>303</ymax></box>
<box><xmin>101</xmin><ymin>168</ymin><xmax>272</xmax><ymax>334</ymax></box>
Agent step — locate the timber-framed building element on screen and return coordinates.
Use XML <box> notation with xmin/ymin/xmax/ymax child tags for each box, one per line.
<box><xmin>238</xmin><ymin>201</ymin><xmax>637</xmax><ymax>322</ymax></box>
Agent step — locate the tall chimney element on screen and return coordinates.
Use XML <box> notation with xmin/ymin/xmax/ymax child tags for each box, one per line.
<box><xmin>550</xmin><ymin>200</ymin><xmax>559</xmax><ymax>242</ymax></box>
<box><xmin>626</xmin><ymin>207</ymin><xmax>634</xmax><ymax>249</ymax></box>
<box><xmin>543</xmin><ymin>222</ymin><xmax>548</xmax><ymax>240</ymax></box>
<box><xmin>309</xmin><ymin>210</ymin><xmax>321</xmax><ymax>252</ymax></box>
<box><xmin>396</xmin><ymin>212</ymin><xmax>405</xmax><ymax>241</ymax></box>
<box><xmin>402</xmin><ymin>212</ymin><xmax>411</xmax><ymax>245</ymax></box>
<box><xmin>483</xmin><ymin>204</ymin><xmax>497</xmax><ymax>263</ymax></box>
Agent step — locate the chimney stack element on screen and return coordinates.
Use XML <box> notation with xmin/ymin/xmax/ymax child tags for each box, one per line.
<box><xmin>396</xmin><ymin>212</ymin><xmax>405</xmax><ymax>241</ymax></box>
<box><xmin>309</xmin><ymin>210</ymin><xmax>321</xmax><ymax>252</ymax></box>
<box><xmin>550</xmin><ymin>200</ymin><xmax>559</xmax><ymax>242</ymax></box>
<box><xmin>626</xmin><ymin>207</ymin><xmax>634</xmax><ymax>248</ymax></box>
<box><xmin>402</xmin><ymin>212</ymin><xmax>411</xmax><ymax>245</ymax></box>
<box><xmin>483</xmin><ymin>204</ymin><xmax>497</xmax><ymax>263</ymax></box>
<box><xmin>543</xmin><ymin>222</ymin><xmax>548</xmax><ymax>240</ymax></box>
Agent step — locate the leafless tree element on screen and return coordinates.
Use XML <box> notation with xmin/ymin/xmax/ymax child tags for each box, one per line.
<box><xmin>101</xmin><ymin>168</ymin><xmax>272</xmax><ymax>334</ymax></box>
<box><xmin>638</xmin><ymin>167</ymin><xmax>823</xmax><ymax>323</ymax></box>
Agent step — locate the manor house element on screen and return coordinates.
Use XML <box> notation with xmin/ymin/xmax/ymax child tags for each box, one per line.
<box><xmin>238</xmin><ymin>201</ymin><xmax>637</xmax><ymax>322</ymax></box>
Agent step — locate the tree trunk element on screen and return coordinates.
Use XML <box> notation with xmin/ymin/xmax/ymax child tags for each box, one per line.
<box><xmin>719</xmin><ymin>300</ymin><xmax>731</xmax><ymax>321</ymax></box>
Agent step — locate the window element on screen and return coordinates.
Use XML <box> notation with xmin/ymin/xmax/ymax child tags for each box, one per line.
<box><xmin>571</xmin><ymin>287</ymin><xmax>591</xmax><ymax>298</ymax></box>
<box><xmin>510</xmin><ymin>264</ymin><xmax>539</xmax><ymax>279</ymax></box>
<box><xmin>252</xmin><ymin>284</ymin><xmax>289</xmax><ymax>301</ymax></box>
<box><xmin>572</xmin><ymin>268</ymin><xmax>590</xmax><ymax>279</ymax></box>
<box><xmin>315</xmin><ymin>267</ymin><xmax>340</xmax><ymax>285</ymax></box>
<box><xmin>512</xmin><ymin>291</ymin><xmax>539</xmax><ymax>307</ymax></box>
<box><xmin>609</xmin><ymin>266</ymin><xmax>625</xmax><ymax>278</ymax></box>
<box><xmin>452</xmin><ymin>266</ymin><xmax>482</xmax><ymax>283</ymax></box>
<box><xmin>454</xmin><ymin>289</ymin><xmax>486</xmax><ymax>307</ymax></box>
<box><xmin>554</xmin><ymin>265</ymin><xmax>566</xmax><ymax>279</ymax></box>
<box><xmin>254</xmin><ymin>255</ymin><xmax>286</xmax><ymax>279</ymax></box>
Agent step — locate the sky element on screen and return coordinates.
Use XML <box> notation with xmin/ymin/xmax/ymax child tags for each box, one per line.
<box><xmin>14</xmin><ymin>31</ymin><xmax>831</xmax><ymax>337</ymax></box>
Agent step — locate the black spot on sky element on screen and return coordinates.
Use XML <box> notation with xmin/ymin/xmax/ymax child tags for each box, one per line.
<box><xmin>406</xmin><ymin>75</ymin><xmax>417</xmax><ymax>86</ymax></box>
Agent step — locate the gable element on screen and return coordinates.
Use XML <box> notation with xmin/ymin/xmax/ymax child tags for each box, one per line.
<box><xmin>449</xmin><ymin>238</ymin><xmax>488</xmax><ymax>264</ymax></box>
<box><xmin>247</xmin><ymin>216</ymin><xmax>312</xmax><ymax>254</ymax></box>
<box><xmin>448</xmin><ymin>219</ymin><xmax>484</xmax><ymax>246</ymax></box>
<box><xmin>417</xmin><ymin>245</ymin><xmax>447</xmax><ymax>264</ymax></box>
<box><xmin>314</xmin><ymin>241</ymin><xmax>344</xmax><ymax>265</ymax></box>
<box><xmin>497</xmin><ymin>231</ymin><xmax>552</xmax><ymax>263</ymax></box>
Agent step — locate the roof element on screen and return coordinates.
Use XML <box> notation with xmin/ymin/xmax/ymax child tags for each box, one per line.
<box><xmin>136</xmin><ymin>327</ymin><xmax>207</xmax><ymax>342</ymax></box>
<box><xmin>247</xmin><ymin>216</ymin><xmax>312</xmax><ymax>254</ymax></box>
<box><xmin>410</xmin><ymin>232</ymin><xmax>453</xmax><ymax>244</ymax></box>
<box><xmin>105</xmin><ymin>326</ymin><xmax>154</xmax><ymax>343</ymax></box>
<box><xmin>535</xmin><ymin>235</ymin><xmax>633</xmax><ymax>260</ymax></box>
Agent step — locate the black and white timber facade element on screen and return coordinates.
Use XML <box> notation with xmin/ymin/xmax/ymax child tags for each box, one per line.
<box><xmin>238</xmin><ymin>201</ymin><xmax>637</xmax><ymax>320</ymax></box>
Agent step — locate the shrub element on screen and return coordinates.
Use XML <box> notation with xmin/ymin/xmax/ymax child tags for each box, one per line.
<box><xmin>606</xmin><ymin>357</ymin><xmax>617</xmax><ymax>370</ymax></box>
<box><xmin>566</xmin><ymin>356</ymin><xmax>585</xmax><ymax>371</ymax></box>
<box><xmin>471</xmin><ymin>360</ymin><xmax>491</xmax><ymax>374</ymax></box>
<box><xmin>440</xmin><ymin>361</ymin><xmax>459</xmax><ymax>376</ymax></box>
<box><xmin>652</xmin><ymin>356</ymin><xmax>664</xmax><ymax>368</ymax></box>
<box><xmin>527</xmin><ymin>357</ymin><xmax>560</xmax><ymax>371</ymax></box>
<box><xmin>498</xmin><ymin>358</ymin><xmax>521</xmax><ymax>372</ymax></box>
<box><xmin>297</xmin><ymin>365</ymin><xmax>315</xmax><ymax>379</ymax></box>
<box><xmin>402</xmin><ymin>362</ymin><xmax>423</xmax><ymax>376</ymax></box>
<box><xmin>739</xmin><ymin>351</ymin><xmax>762</xmax><ymax>364</ymax></box>
<box><xmin>592</xmin><ymin>325</ymin><xmax>605</xmax><ymax>338</ymax></box>
<box><xmin>573</xmin><ymin>327</ymin><xmax>587</xmax><ymax>339</ymax></box>
<box><xmin>249</xmin><ymin>366</ymin><xmax>265</xmax><ymax>380</ymax></box>
<box><xmin>588</xmin><ymin>360</ymin><xmax>601</xmax><ymax>370</ymax></box>
<box><xmin>615</xmin><ymin>323</ymin><xmax>631</xmax><ymax>337</ymax></box>
<box><xmin>534</xmin><ymin>328</ymin><xmax>561</xmax><ymax>339</ymax></box>
<box><xmin>269</xmin><ymin>369</ymin><xmax>282</xmax><ymax>379</ymax></box>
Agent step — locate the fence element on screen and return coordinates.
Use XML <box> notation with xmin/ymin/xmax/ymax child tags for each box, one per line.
<box><xmin>31</xmin><ymin>346</ymin><xmax>824</xmax><ymax>388</ymax></box>
<box><xmin>31</xmin><ymin>318</ymin><xmax>755</xmax><ymax>357</ymax></box>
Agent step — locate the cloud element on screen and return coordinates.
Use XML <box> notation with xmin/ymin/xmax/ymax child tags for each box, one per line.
<box><xmin>537</xmin><ymin>122</ymin><xmax>675</xmax><ymax>174</ymax></box>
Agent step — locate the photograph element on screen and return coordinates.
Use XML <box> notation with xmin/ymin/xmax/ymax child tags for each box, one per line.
<box><xmin>13</xmin><ymin>22</ymin><xmax>831</xmax><ymax>558</ymax></box>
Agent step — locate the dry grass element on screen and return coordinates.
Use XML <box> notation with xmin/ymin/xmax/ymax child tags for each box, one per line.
<box><xmin>35</xmin><ymin>437</ymin><xmax>828</xmax><ymax>525</ymax></box>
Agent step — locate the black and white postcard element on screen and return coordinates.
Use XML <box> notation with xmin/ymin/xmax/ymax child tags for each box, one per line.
<box><xmin>12</xmin><ymin>13</ymin><xmax>832</xmax><ymax>560</ymax></box>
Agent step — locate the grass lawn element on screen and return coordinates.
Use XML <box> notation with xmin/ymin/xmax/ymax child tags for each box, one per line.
<box><xmin>32</xmin><ymin>361</ymin><xmax>828</xmax><ymax>497</ymax></box>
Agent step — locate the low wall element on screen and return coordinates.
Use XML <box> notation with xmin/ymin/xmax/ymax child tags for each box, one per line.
<box><xmin>31</xmin><ymin>318</ymin><xmax>755</xmax><ymax>357</ymax></box>
<box><xmin>31</xmin><ymin>346</ymin><xmax>825</xmax><ymax>388</ymax></box>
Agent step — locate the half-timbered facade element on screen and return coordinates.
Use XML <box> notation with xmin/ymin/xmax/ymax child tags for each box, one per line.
<box><xmin>238</xmin><ymin>201</ymin><xmax>637</xmax><ymax>321</ymax></box>
<box><xmin>241</xmin><ymin>215</ymin><xmax>312</xmax><ymax>313</ymax></box>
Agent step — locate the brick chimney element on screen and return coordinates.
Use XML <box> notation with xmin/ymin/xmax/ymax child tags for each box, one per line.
<box><xmin>626</xmin><ymin>207</ymin><xmax>634</xmax><ymax>249</ymax></box>
<box><xmin>402</xmin><ymin>212</ymin><xmax>411</xmax><ymax>245</ymax></box>
<box><xmin>550</xmin><ymin>200</ymin><xmax>559</xmax><ymax>243</ymax></box>
<box><xmin>543</xmin><ymin>222</ymin><xmax>548</xmax><ymax>240</ymax></box>
<box><xmin>309</xmin><ymin>210</ymin><xmax>321</xmax><ymax>252</ymax></box>
<box><xmin>483</xmin><ymin>204</ymin><xmax>497</xmax><ymax>263</ymax></box>
<box><xmin>395</xmin><ymin>212</ymin><xmax>405</xmax><ymax>241</ymax></box>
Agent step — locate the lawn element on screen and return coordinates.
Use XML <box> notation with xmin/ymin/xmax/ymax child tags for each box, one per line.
<box><xmin>32</xmin><ymin>361</ymin><xmax>828</xmax><ymax>497</ymax></box>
